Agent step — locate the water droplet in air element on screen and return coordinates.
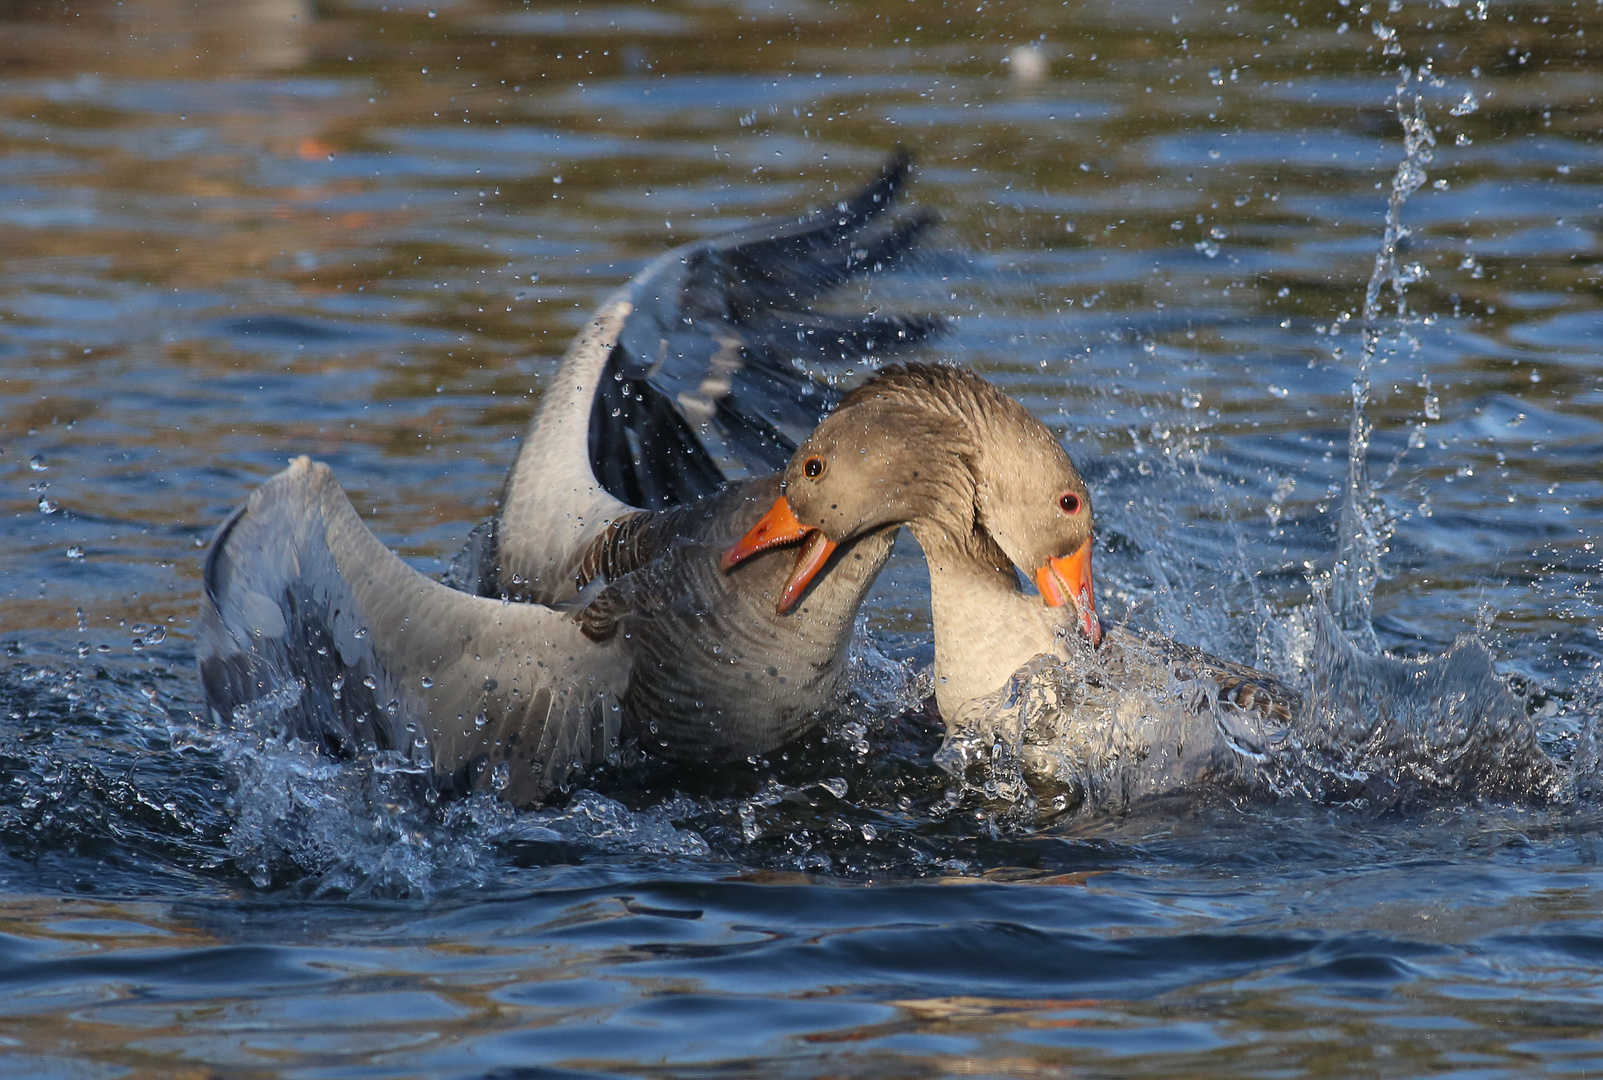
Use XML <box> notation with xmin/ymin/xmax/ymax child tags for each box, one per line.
<box><xmin>37</xmin><ymin>498</ymin><xmax>58</xmax><ymax>514</ymax></box>
<box><xmin>66</xmin><ymin>545</ymin><xmax>85</xmax><ymax>560</ymax></box>
<box><xmin>491</xmin><ymin>761</ymin><xmax>511</xmax><ymax>790</ymax></box>
<box><xmin>354</xmin><ymin>626</ymin><xmax>368</xmax><ymax>639</ymax></box>
<box><xmin>362</xmin><ymin>675</ymin><xmax>378</xmax><ymax>689</ymax></box>
<box><xmin>28</xmin><ymin>456</ymin><xmax>47</xmax><ymax>472</ymax></box>
<box><xmin>1007</xmin><ymin>44</ymin><xmax>1048</xmax><ymax>84</ymax></box>
<box><xmin>421</xmin><ymin>676</ymin><xmax>434</xmax><ymax>688</ymax></box>
<box><xmin>819</xmin><ymin>777</ymin><xmax>848</xmax><ymax>799</ymax></box>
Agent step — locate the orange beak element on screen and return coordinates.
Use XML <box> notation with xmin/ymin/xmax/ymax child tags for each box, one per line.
<box><xmin>721</xmin><ymin>496</ymin><xmax>839</xmax><ymax>614</ymax></box>
<box><xmin>1035</xmin><ymin>537</ymin><xmax>1102</xmax><ymax>647</ymax></box>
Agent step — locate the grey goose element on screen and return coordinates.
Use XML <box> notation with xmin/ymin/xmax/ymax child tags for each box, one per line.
<box><xmin>199</xmin><ymin>154</ymin><xmax>942</xmax><ymax>807</ymax></box>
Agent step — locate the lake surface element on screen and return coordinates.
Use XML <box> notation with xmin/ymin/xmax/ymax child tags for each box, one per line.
<box><xmin>3</xmin><ymin>0</ymin><xmax>1603</xmax><ymax>1076</ymax></box>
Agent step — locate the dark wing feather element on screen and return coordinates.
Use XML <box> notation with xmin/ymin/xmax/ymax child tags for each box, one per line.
<box><xmin>592</xmin><ymin>149</ymin><xmax>944</xmax><ymax>508</ymax></box>
<box><xmin>588</xmin><ymin>347</ymin><xmax>726</xmax><ymax>510</ymax></box>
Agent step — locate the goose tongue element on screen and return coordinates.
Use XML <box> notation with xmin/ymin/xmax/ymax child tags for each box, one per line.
<box><xmin>721</xmin><ymin>496</ymin><xmax>839</xmax><ymax>614</ymax></box>
<box><xmin>1034</xmin><ymin>537</ymin><xmax>1102</xmax><ymax>647</ymax></box>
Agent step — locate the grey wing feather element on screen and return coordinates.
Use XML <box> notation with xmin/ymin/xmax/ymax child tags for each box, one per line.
<box><xmin>197</xmin><ymin>457</ymin><xmax>628</xmax><ymax>806</ymax></box>
<box><xmin>1137</xmin><ymin>632</ymin><xmax>1306</xmax><ymax>722</ymax></box>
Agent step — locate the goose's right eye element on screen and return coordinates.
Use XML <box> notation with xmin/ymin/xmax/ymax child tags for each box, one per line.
<box><xmin>803</xmin><ymin>456</ymin><xmax>826</xmax><ymax>480</ymax></box>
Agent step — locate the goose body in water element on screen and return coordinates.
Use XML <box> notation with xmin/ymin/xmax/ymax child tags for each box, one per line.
<box><xmin>199</xmin><ymin>155</ymin><xmax>940</xmax><ymax>806</ymax></box>
<box><xmin>724</xmin><ymin>363</ymin><xmax>1304</xmax><ymax>803</ymax></box>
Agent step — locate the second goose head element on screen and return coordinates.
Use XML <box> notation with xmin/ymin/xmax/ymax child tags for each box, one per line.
<box><xmin>723</xmin><ymin>364</ymin><xmax>1101</xmax><ymax>646</ymax></box>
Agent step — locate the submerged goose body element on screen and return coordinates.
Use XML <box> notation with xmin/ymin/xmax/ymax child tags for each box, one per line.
<box><xmin>725</xmin><ymin>364</ymin><xmax>1304</xmax><ymax>788</ymax></box>
<box><xmin>199</xmin><ymin>156</ymin><xmax>937</xmax><ymax>805</ymax></box>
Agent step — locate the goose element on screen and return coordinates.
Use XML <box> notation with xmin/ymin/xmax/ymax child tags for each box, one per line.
<box><xmin>198</xmin><ymin>155</ymin><xmax>942</xmax><ymax>807</ymax></box>
<box><xmin>722</xmin><ymin>364</ymin><xmax>1304</xmax><ymax>801</ymax></box>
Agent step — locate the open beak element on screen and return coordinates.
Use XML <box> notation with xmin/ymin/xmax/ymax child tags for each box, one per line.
<box><xmin>722</xmin><ymin>496</ymin><xmax>839</xmax><ymax>614</ymax></box>
<box><xmin>1034</xmin><ymin>537</ymin><xmax>1102</xmax><ymax>647</ymax></box>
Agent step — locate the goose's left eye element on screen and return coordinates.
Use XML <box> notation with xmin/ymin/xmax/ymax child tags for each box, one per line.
<box><xmin>1059</xmin><ymin>492</ymin><xmax>1082</xmax><ymax>514</ymax></box>
<box><xmin>803</xmin><ymin>456</ymin><xmax>826</xmax><ymax>480</ymax></box>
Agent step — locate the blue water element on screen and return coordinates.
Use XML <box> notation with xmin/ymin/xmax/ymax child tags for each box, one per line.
<box><xmin>3</xmin><ymin>0</ymin><xmax>1603</xmax><ymax>1075</ymax></box>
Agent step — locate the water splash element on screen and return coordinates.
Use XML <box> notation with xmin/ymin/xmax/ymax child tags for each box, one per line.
<box><xmin>840</xmin><ymin>617</ymin><xmax>934</xmax><ymax>721</ymax></box>
<box><xmin>938</xmin><ymin>607</ymin><xmax>1561</xmax><ymax>822</ymax></box>
<box><xmin>216</xmin><ymin>686</ymin><xmax>709</xmax><ymax>898</ymax></box>
<box><xmin>935</xmin><ymin>635</ymin><xmax>1283</xmax><ymax>822</ymax></box>
<box><xmin>1329</xmin><ymin>64</ymin><xmax>1436</xmax><ymax>652</ymax></box>
<box><xmin>1278</xmin><ymin>602</ymin><xmax>1562</xmax><ymax>808</ymax></box>
<box><xmin>937</xmin><ymin>59</ymin><xmax>1578</xmax><ymax>822</ymax></box>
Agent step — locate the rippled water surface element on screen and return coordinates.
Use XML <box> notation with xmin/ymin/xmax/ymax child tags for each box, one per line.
<box><xmin>3</xmin><ymin>0</ymin><xmax>1603</xmax><ymax>1075</ymax></box>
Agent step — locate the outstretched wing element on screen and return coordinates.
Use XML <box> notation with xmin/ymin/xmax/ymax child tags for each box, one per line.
<box><xmin>490</xmin><ymin>151</ymin><xmax>942</xmax><ymax>605</ymax></box>
<box><xmin>198</xmin><ymin>457</ymin><xmax>627</xmax><ymax>807</ymax></box>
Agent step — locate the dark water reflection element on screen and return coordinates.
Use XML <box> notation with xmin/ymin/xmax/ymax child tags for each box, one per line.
<box><xmin>3</xmin><ymin>0</ymin><xmax>1603</xmax><ymax>1075</ymax></box>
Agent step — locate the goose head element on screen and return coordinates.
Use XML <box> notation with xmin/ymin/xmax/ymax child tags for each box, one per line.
<box><xmin>719</xmin><ymin>399</ymin><xmax>974</xmax><ymax>611</ymax></box>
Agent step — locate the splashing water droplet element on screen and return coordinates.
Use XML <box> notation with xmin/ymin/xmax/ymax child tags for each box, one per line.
<box><xmin>28</xmin><ymin>455</ymin><xmax>47</xmax><ymax>472</ymax></box>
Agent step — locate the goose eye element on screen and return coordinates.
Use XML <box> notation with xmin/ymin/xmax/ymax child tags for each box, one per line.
<box><xmin>1058</xmin><ymin>492</ymin><xmax>1082</xmax><ymax>515</ymax></box>
<box><xmin>803</xmin><ymin>456</ymin><xmax>826</xmax><ymax>480</ymax></box>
